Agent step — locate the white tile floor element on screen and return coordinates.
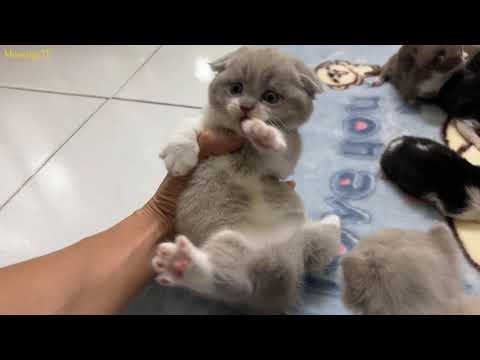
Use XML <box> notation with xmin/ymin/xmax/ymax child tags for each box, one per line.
<box><xmin>0</xmin><ymin>45</ymin><xmax>240</xmax><ymax>267</ymax></box>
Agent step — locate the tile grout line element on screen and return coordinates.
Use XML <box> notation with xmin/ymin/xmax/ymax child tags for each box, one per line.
<box><xmin>0</xmin><ymin>46</ymin><xmax>168</xmax><ymax>212</ymax></box>
<box><xmin>0</xmin><ymin>84</ymin><xmax>202</xmax><ymax>109</ymax></box>
<box><xmin>0</xmin><ymin>46</ymin><xmax>201</xmax><ymax>110</ymax></box>
<box><xmin>0</xmin><ymin>85</ymin><xmax>109</xmax><ymax>100</ymax></box>
<box><xmin>0</xmin><ymin>45</ymin><xmax>165</xmax><ymax>102</ymax></box>
<box><xmin>110</xmin><ymin>45</ymin><xmax>163</xmax><ymax>99</ymax></box>
<box><xmin>108</xmin><ymin>45</ymin><xmax>204</xmax><ymax>110</ymax></box>
<box><xmin>111</xmin><ymin>97</ymin><xmax>202</xmax><ymax>109</ymax></box>
<box><xmin>0</xmin><ymin>98</ymin><xmax>109</xmax><ymax>212</ymax></box>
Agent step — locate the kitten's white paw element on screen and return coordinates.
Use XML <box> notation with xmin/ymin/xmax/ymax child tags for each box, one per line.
<box><xmin>370</xmin><ymin>79</ymin><xmax>384</xmax><ymax>87</ymax></box>
<box><xmin>241</xmin><ymin>119</ymin><xmax>287</xmax><ymax>152</ymax></box>
<box><xmin>160</xmin><ymin>142</ymin><xmax>199</xmax><ymax>176</ymax></box>
<box><xmin>320</xmin><ymin>214</ymin><xmax>341</xmax><ymax>228</ymax></box>
<box><xmin>152</xmin><ymin>235</ymin><xmax>213</xmax><ymax>291</ymax></box>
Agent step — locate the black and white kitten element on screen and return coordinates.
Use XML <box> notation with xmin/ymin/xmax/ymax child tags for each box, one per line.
<box><xmin>428</xmin><ymin>51</ymin><xmax>480</xmax><ymax>150</ymax></box>
<box><xmin>381</xmin><ymin>136</ymin><xmax>480</xmax><ymax>221</ymax></box>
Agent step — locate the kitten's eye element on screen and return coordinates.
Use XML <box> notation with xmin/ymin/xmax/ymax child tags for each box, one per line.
<box><xmin>230</xmin><ymin>82</ymin><xmax>243</xmax><ymax>96</ymax></box>
<box><xmin>262</xmin><ymin>90</ymin><xmax>280</xmax><ymax>104</ymax></box>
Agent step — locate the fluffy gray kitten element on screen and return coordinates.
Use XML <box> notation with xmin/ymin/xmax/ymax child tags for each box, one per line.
<box><xmin>341</xmin><ymin>223</ymin><xmax>480</xmax><ymax>315</ymax></box>
<box><xmin>152</xmin><ymin>47</ymin><xmax>341</xmax><ymax>314</ymax></box>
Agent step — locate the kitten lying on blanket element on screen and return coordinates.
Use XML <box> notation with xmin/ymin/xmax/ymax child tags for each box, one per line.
<box><xmin>373</xmin><ymin>45</ymin><xmax>471</xmax><ymax>103</ymax></box>
<box><xmin>429</xmin><ymin>51</ymin><xmax>480</xmax><ymax>150</ymax></box>
<box><xmin>375</xmin><ymin>45</ymin><xmax>480</xmax><ymax>150</ymax></box>
<box><xmin>152</xmin><ymin>47</ymin><xmax>341</xmax><ymax>314</ymax></box>
<box><xmin>381</xmin><ymin>136</ymin><xmax>480</xmax><ymax>222</ymax></box>
<box><xmin>341</xmin><ymin>224</ymin><xmax>480</xmax><ymax>315</ymax></box>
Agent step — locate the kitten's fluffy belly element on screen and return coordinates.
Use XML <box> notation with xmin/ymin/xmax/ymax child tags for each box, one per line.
<box><xmin>176</xmin><ymin>153</ymin><xmax>305</xmax><ymax>247</ymax></box>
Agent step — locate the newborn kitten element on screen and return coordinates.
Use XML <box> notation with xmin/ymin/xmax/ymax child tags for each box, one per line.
<box><xmin>341</xmin><ymin>224</ymin><xmax>480</xmax><ymax>315</ymax></box>
<box><xmin>152</xmin><ymin>47</ymin><xmax>341</xmax><ymax>314</ymax></box>
<box><xmin>380</xmin><ymin>136</ymin><xmax>480</xmax><ymax>221</ymax></box>
<box><xmin>430</xmin><ymin>52</ymin><xmax>480</xmax><ymax>150</ymax></box>
<box><xmin>374</xmin><ymin>45</ymin><xmax>469</xmax><ymax>103</ymax></box>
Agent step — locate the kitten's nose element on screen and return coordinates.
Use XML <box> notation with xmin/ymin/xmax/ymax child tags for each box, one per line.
<box><xmin>240</xmin><ymin>104</ymin><xmax>254</xmax><ymax>113</ymax></box>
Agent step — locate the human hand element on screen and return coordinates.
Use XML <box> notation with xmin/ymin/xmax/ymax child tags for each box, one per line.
<box><xmin>141</xmin><ymin>129</ymin><xmax>245</xmax><ymax>235</ymax></box>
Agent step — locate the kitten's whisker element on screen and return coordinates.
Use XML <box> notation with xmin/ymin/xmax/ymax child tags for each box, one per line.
<box><xmin>266</xmin><ymin>112</ymin><xmax>290</xmax><ymax>133</ymax></box>
<box><xmin>270</xmin><ymin>114</ymin><xmax>288</xmax><ymax>131</ymax></box>
<box><xmin>266</xmin><ymin>118</ymin><xmax>282</xmax><ymax>131</ymax></box>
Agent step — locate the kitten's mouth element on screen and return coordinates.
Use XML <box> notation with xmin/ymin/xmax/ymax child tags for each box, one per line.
<box><xmin>239</xmin><ymin>115</ymin><xmax>250</xmax><ymax>122</ymax></box>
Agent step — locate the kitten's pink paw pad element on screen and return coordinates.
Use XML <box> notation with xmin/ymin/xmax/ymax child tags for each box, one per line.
<box><xmin>152</xmin><ymin>235</ymin><xmax>201</xmax><ymax>285</ymax></box>
<box><xmin>173</xmin><ymin>259</ymin><xmax>190</xmax><ymax>276</ymax></box>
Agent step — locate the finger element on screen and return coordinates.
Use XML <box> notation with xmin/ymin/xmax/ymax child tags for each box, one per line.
<box><xmin>198</xmin><ymin>129</ymin><xmax>245</xmax><ymax>159</ymax></box>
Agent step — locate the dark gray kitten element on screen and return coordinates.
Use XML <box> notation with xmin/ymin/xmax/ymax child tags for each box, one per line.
<box><xmin>152</xmin><ymin>47</ymin><xmax>341</xmax><ymax>314</ymax></box>
<box><xmin>374</xmin><ymin>45</ymin><xmax>468</xmax><ymax>102</ymax></box>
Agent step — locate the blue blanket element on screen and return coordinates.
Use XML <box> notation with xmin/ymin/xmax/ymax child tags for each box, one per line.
<box><xmin>124</xmin><ymin>45</ymin><xmax>480</xmax><ymax>315</ymax></box>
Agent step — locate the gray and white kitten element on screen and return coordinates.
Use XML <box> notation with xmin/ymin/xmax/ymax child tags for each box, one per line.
<box><xmin>341</xmin><ymin>224</ymin><xmax>480</xmax><ymax>315</ymax></box>
<box><xmin>152</xmin><ymin>47</ymin><xmax>341</xmax><ymax>314</ymax></box>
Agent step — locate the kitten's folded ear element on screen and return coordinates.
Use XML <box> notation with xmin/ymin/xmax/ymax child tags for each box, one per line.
<box><xmin>209</xmin><ymin>47</ymin><xmax>249</xmax><ymax>73</ymax></box>
<box><xmin>294</xmin><ymin>60</ymin><xmax>324</xmax><ymax>98</ymax></box>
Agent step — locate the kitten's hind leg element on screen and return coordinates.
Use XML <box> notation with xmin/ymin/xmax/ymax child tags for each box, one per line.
<box><xmin>247</xmin><ymin>243</ymin><xmax>302</xmax><ymax>313</ymax></box>
<box><xmin>201</xmin><ymin>230</ymin><xmax>255</xmax><ymax>302</ymax></box>
<box><xmin>455</xmin><ymin>119</ymin><xmax>480</xmax><ymax>151</ymax></box>
<box><xmin>261</xmin><ymin>215</ymin><xmax>342</xmax><ymax>276</ymax></box>
<box><xmin>153</xmin><ymin>235</ymin><xmax>215</xmax><ymax>295</ymax></box>
<box><xmin>153</xmin><ymin>230</ymin><xmax>256</xmax><ymax>302</ymax></box>
<box><xmin>300</xmin><ymin>215</ymin><xmax>342</xmax><ymax>274</ymax></box>
<box><xmin>247</xmin><ymin>215</ymin><xmax>342</xmax><ymax>313</ymax></box>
